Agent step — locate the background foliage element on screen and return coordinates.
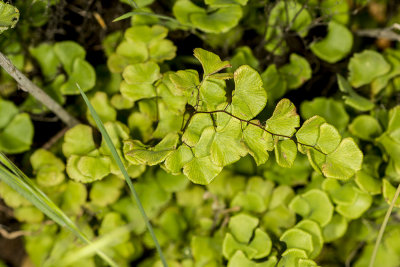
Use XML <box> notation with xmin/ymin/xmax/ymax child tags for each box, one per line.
<box><xmin>1</xmin><ymin>0</ymin><xmax>400</xmax><ymax>266</ymax></box>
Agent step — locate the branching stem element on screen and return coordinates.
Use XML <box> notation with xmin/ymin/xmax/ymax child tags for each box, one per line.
<box><xmin>194</xmin><ymin>109</ymin><xmax>327</xmax><ymax>155</ymax></box>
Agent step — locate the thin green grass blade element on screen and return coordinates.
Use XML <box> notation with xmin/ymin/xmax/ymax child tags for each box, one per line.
<box><xmin>0</xmin><ymin>153</ymin><xmax>118</xmax><ymax>267</ymax></box>
<box><xmin>369</xmin><ymin>184</ymin><xmax>400</xmax><ymax>267</ymax></box>
<box><xmin>113</xmin><ymin>11</ymin><xmax>182</xmax><ymax>25</ymax></box>
<box><xmin>60</xmin><ymin>223</ymin><xmax>134</xmax><ymax>266</ymax></box>
<box><xmin>77</xmin><ymin>83</ymin><xmax>168</xmax><ymax>267</ymax></box>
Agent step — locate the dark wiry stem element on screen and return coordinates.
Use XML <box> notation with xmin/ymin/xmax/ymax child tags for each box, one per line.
<box><xmin>191</xmin><ymin>109</ymin><xmax>327</xmax><ymax>155</ymax></box>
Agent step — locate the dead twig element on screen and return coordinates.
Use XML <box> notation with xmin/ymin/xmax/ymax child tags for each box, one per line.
<box><xmin>42</xmin><ymin>126</ymin><xmax>69</xmax><ymax>150</ymax></box>
<box><xmin>356</xmin><ymin>24</ymin><xmax>400</xmax><ymax>42</ymax></box>
<box><xmin>0</xmin><ymin>226</ymin><xmax>30</xmax><ymax>239</ymax></box>
<box><xmin>0</xmin><ymin>52</ymin><xmax>80</xmax><ymax>127</ymax></box>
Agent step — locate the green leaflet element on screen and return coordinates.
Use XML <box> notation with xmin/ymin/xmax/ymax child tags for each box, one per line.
<box><xmin>229</xmin><ymin>213</ymin><xmax>259</xmax><ymax>243</ymax></box>
<box><xmin>322</xmin><ymin>179</ymin><xmax>372</xmax><ymax>219</ymax></box>
<box><xmin>348</xmin><ymin>50</ymin><xmax>390</xmax><ymax>88</ymax></box>
<box><xmin>29</xmin><ymin>41</ymin><xmax>96</xmax><ymax>96</ymax></box>
<box><xmin>223</xmin><ymin>229</ymin><xmax>272</xmax><ymax>261</ymax></box>
<box><xmin>194</xmin><ymin>48</ymin><xmax>231</xmax><ymax>76</ymax></box>
<box><xmin>66</xmin><ymin>154</ymin><xmax>111</xmax><ymax>183</ymax></box>
<box><xmin>355</xmin><ymin>170</ymin><xmax>382</xmax><ymax>195</ymax></box>
<box><xmin>232</xmin><ymin>65</ymin><xmax>267</xmax><ymax>120</ymax></box>
<box><xmin>277</xmin><ymin>248</ymin><xmax>317</xmax><ymax>267</ymax></box>
<box><xmin>90</xmin><ymin>175</ymin><xmax>124</xmax><ymax>207</ymax></box>
<box><xmin>280</xmin><ymin>219</ymin><xmax>324</xmax><ymax>260</ymax></box>
<box><xmin>173</xmin><ymin>0</ymin><xmax>243</xmax><ymax>33</ymax></box>
<box><xmin>173</xmin><ymin>0</ymin><xmax>205</xmax><ymax>25</ymax></box>
<box><xmin>274</xmin><ymin>139</ymin><xmax>297</xmax><ymax>168</ymax></box>
<box><xmin>296</xmin><ymin>115</ymin><xmax>362</xmax><ymax>181</ymax></box>
<box><xmin>60</xmin><ymin>58</ymin><xmax>96</xmax><ymax>95</ymax></box>
<box><xmin>54</xmin><ymin>41</ymin><xmax>86</xmax><ymax>74</ymax></box>
<box><xmin>0</xmin><ymin>98</ymin><xmax>18</xmax><ymax>129</ymax></box>
<box><xmin>296</xmin><ymin>116</ymin><xmax>326</xmax><ymax>146</ymax></box>
<box><xmin>62</xmin><ymin>125</ymin><xmax>96</xmax><ymax>157</ymax></box>
<box><xmin>190</xmin><ymin>5</ymin><xmax>242</xmax><ymax>33</ymax></box>
<box><xmin>322</xmin><ymin>138</ymin><xmax>363</xmax><ymax>180</ymax></box>
<box><xmin>123</xmin><ymin>61</ymin><xmax>161</xmax><ymax>84</ymax></box>
<box><xmin>304</xmin><ymin>136</ymin><xmax>362</xmax><ymax>180</ymax></box>
<box><xmin>31</xmin><ymin>149</ymin><xmax>65</xmax><ymax>187</ymax></box>
<box><xmin>157</xmin><ymin>72</ymin><xmax>187</xmax><ymax>114</ymax></box>
<box><xmin>310</xmin><ymin>21</ymin><xmax>353</xmax><ymax>63</ymax></box>
<box><xmin>210</xmin><ymin>118</ymin><xmax>248</xmax><ymax>166</ymax></box>
<box><xmin>322</xmin><ymin>214</ymin><xmax>348</xmax><ymax>242</ymax></box>
<box><xmin>182</xmin><ymin>113</ymin><xmax>214</xmax><ymax>147</ymax></box>
<box><xmin>231</xmin><ymin>191</ymin><xmax>267</xmax><ymax>213</ymax></box>
<box><xmin>322</xmin><ymin>179</ymin><xmax>357</xmax><ymax>205</ymax></box>
<box><xmin>170</xmin><ymin>69</ymin><xmax>200</xmax><ymax>93</ymax></box>
<box><xmin>337</xmin><ymin>74</ymin><xmax>374</xmax><ymax>111</ymax></box>
<box><xmin>289</xmin><ymin>189</ymin><xmax>334</xmax><ymax>227</ymax></box>
<box><xmin>294</xmin><ymin>220</ymin><xmax>323</xmax><ymax>259</ymax></box>
<box><xmin>61</xmin><ymin>181</ymin><xmax>87</xmax><ymax>216</ymax></box>
<box><xmin>336</xmin><ymin>189</ymin><xmax>372</xmax><ymax>219</ymax></box>
<box><xmin>108</xmin><ymin>24</ymin><xmax>176</xmax><ymax>73</ymax></box>
<box><xmin>0</xmin><ymin>113</ymin><xmax>34</xmax><ymax>154</ymax></box>
<box><xmin>29</xmin><ymin>43</ymin><xmax>60</xmax><ymax>79</ymax></box>
<box><xmin>371</xmin><ymin>49</ymin><xmax>400</xmax><ymax>95</ymax></box>
<box><xmin>182</xmin><ymin>155</ymin><xmax>222</xmax><ymax>184</ymax></box>
<box><xmin>121</xmin><ymin>61</ymin><xmax>161</xmax><ymax>102</ymax></box>
<box><xmin>125</xmin><ymin>24</ymin><xmax>167</xmax><ymax>44</ymax></box>
<box><xmin>199</xmin><ymin>77</ymin><xmax>227</xmax><ymax>111</ymax></box>
<box><xmin>124</xmin><ymin>133</ymin><xmax>179</xmax><ymax>166</ymax></box>
<box><xmin>280</xmin><ymin>54</ymin><xmax>312</xmax><ymax>89</ymax></box>
<box><xmin>317</xmin><ymin>123</ymin><xmax>341</xmax><ymax>154</ymax></box>
<box><xmin>0</xmin><ymin>2</ymin><xmax>19</xmax><ymax>34</ymax></box>
<box><xmin>242</xmin><ymin>123</ymin><xmax>273</xmax><ymax>166</ymax></box>
<box><xmin>349</xmin><ymin>115</ymin><xmax>383</xmax><ymax>141</ymax></box>
<box><xmin>0</xmin><ymin>181</ymin><xmax>31</xmax><ymax>208</ymax></box>
<box><xmin>111</xmin><ymin>94</ymin><xmax>134</xmax><ymax>110</ymax></box>
<box><xmin>266</xmin><ymin>98</ymin><xmax>300</xmax><ymax>137</ymax></box>
<box><xmin>164</xmin><ymin>145</ymin><xmax>193</xmax><ymax>175</ymax></box>
<box><xmin>280</xmin><ymin>228</ymin><xmax>314</xmax><ymax>255</ymax></box>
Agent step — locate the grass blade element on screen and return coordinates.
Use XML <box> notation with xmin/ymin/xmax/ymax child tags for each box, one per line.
<box><xmin>113</xmin><ymin>11</ymin><xmax>182</xmax><ymax>25</ymax></box>
<box><xmin>60</xmin><ymin>223</ymin><xmax>134</xmax><ymax>266</ymax></box>
<box><xmin>0</xmin><ymin>153</ymin><xmax>118</xmax><ymax>267</ymax></box>
<box><xmin>77</xmin><ymin>83</ymin><xmax>168</xmax><ymax>267</ymax></box>
<box><xmin>369</xmin><ymin>183</ymin><xmax>400</xmax><ymax>267</ymax></box>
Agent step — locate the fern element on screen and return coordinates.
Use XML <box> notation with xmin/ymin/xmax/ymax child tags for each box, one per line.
<box><xmin>121</xmin><ymin>48</ymin><xmax>363</xmax><ymax>185</ymax></box>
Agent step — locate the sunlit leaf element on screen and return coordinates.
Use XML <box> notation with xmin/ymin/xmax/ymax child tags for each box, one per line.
<box><xmin>348</xmin><ymin>50</ymin><xmax>390</xmax><ymax>88</ymax></box>
<box><xmin>266</xmin><ymin>99</ymin><xmax>300</xmax><ymax>137</ymax></box>
<box><xmin>310</xmin><ymin>21</ymin><xmax>353</xmax><ymax>63</ymax></box>
<box><xmin>232</xmin><ymin>65</ymin><xmax>267</xmax><ymax>120</ymax></box>
<box><xmin>194</xmin><ymin>48</ymin><xmax>231</xmax><ymax>76</ymax></box>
